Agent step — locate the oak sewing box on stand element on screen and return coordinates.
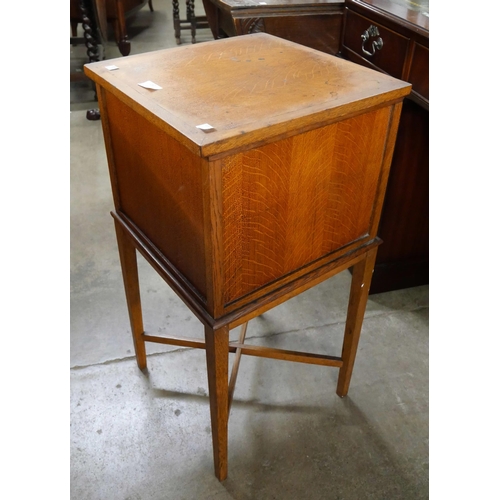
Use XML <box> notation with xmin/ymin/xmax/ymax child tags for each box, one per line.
<box><xmin>84</xmin><ymin>33</ymin><xmax>411</xmax><ymax>480</ymax></box>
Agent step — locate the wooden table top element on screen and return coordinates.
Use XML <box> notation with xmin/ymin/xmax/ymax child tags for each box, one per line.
<box><xmin>85</xmin><ymin>33</ymin><xmax>411</xmax><ymax>158</ymax></box>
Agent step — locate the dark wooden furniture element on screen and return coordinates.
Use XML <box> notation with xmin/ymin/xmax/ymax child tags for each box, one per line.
<box><xmin>71</xmin><ymin>0</ymin><xmax>106</xmax><ymax>67</ymax></box>
<box><xmin>70</xmin><ymin>0</ymin><xmax>107</xmax><ymax>120</ymax></box>
<box><xmin>340</xmin><ymin>0</ymin><xmax>429</xmax><ymax>293</ymax></box>
<box><xmin>172</xmin><ymin>0</ymin><xmax>210</xmax><ymax>44</ymax></box>
<box><xmin>84</xmin><ymin>33</ymin><xmax>410</xmax><ymax>480</ymax></box>
<box><xmin>71</xmin><ymin>0</ymin><xmax>154</xmax><ymax>56</ymax></box>
<box><xmin>202</xmin><ymin>0</ymin><xmax>345</xmax><ymax>55</ymax></box>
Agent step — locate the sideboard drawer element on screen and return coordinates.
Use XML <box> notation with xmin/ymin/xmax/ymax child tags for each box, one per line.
<box><xmin>343</xmin><ymin>8</ymin><xmax>409</xmax><ymax>79</ymax></box>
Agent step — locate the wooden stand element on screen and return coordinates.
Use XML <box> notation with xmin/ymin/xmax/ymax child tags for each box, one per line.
<box><xmin>84</xmin><ymin>33</ymin><xmax>410</xmax><ymax>480</ymax></box>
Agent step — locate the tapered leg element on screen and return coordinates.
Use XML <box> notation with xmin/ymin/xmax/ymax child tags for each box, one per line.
<box><xmin>204</xmin><ymin>324</ymin><xmax>229</xmax><ymax>481</ymax></box>
<box><xmin>114</xmin><ymin>220</ymin><xmax>147</xmax><ymax>370</ymax></box>
<box><xmin>336</xmin><ymin>248</ymin><xmax>378</xmax><ymax>397</ymax></box>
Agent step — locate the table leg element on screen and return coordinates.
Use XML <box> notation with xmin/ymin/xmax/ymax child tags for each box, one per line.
<box><xmin>78</xmin><ymin>0</ymin><xmax>103</xmax><ymax>120</ymax></box>
<box><xmin>172</xmin><ymin>0</ymin><xmax>181</xmax><ymax>44</ymax></box>
<box><xmin>336</xmin><ymin>247</ymin><xmax>378</xmax><ymax>397</ymax></box>
<box><xmin>186</xmin><ymin>0</ymin><xmax>196</xmax><ymax>43</ymax></box>
<box><xmin>114</xmin><ymin>0</ymin><xmax>131</xmax><ymax>56</ymax></box>
<box><xmin>204</xmin><ymin>324</ymin><xmax>229</xmax><ymax>481</ymax></box>
<box><xmin>114</xmin><ymin>219</ymin><xmax>147</xmax><ymax>370</ymax></box>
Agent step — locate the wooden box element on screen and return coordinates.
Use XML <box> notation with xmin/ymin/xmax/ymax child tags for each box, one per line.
<box><xmin>84</xmin><ymin>33</ymin><xmax>410</xmax><ymax>324</ymax></box>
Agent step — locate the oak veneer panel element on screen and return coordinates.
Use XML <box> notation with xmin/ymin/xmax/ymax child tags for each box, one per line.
<box><xmin>104</xmin><ymin>90</ymin><xmax>208</xmax><ymax>298</ymax></box>
<box><xmin>221</xmin><ymin>106</ymin><xmax>391</xmax><ymax>303</ymax></box>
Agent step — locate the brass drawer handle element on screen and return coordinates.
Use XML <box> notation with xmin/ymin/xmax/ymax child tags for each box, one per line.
<box><xmin>361</xmin><ymin>25</ymin><xmax>384</xmax><ymax>56</ymax></box>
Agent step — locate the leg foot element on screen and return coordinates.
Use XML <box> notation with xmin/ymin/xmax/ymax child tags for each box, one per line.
<box><xmin>118</xmin><ymin>38</ymin><xmax>131</xmax><ymax>56</ymax></box>
<box><xmin>86</xmin><ymin>108</ymin><xmax>101</xmax><ymax>120</ymax></box>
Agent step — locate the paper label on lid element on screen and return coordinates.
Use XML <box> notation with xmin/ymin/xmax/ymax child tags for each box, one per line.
<box><xmin>196</xmin><ymin>123</ymin><xmax>216</xmax><ymax>132</ymax></box>
<box><xmin>138</xmin><ymin>81</ymin><xmax>162</xmax><ymax>90</ymax></box>
<box><xmin>105</xmin><ymin>65</ymin><xmax>119</xmax><ymax>71</ymax></box>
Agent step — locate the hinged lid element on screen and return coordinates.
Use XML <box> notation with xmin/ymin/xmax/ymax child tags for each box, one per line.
<box><xmin>84</xmin><ymin>33</ymin><xmax>411</xmax><ymax>158</ymax></box>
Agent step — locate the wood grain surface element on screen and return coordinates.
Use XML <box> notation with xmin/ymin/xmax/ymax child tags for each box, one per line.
<box><xmin>104</xmin><ymin>90</ymin><xmax>208</xmax><ymax>298</ymax></box>
<box><xmin>221</xmin><ymin>106</ymin><xmax>391</xmax><ymax>303</ymax></box>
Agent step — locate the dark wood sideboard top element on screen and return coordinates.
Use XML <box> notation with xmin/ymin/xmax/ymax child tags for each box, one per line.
<box><xmin>210</xmin><ymin>0</ymin><xmax>344</xmax><ymax>10</ymax></box>
<box><xmin>347</xmin><ymin>0</ymin><xmax>429</xmax><ymax>36</ymax></box>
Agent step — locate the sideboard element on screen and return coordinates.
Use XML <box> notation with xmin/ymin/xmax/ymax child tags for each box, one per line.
<box><xmin>340</xmin><ymin>0</ymin><xmax>429</xmax><ymax>293</ymax></box>
<box><xmin>202</xmin><ymin>0</ymin><xmax>345</xmax><ymax>55</ymax></box>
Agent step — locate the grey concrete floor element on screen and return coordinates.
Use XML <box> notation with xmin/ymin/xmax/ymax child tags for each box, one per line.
<box><xmin>70</xmin><ymin>2</ymin><xmax>429</xmax><ymax>498</ymax></box>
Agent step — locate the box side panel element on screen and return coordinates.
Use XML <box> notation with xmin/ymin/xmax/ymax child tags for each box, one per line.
<box><xmin>221</xmin><ymin>106</ymin><xmax>391</xmax><ymax>304</ymax></box>
<box><xmin>104</xmin><ymin>91</ymin><xmax>207</xmax><ymax>299</ymax></box>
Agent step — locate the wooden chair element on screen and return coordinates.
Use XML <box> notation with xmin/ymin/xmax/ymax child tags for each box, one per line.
<box><xmin>172</xmin><ymin>0</ymin><xmax>209</xmax><ymax>44</ymax></box>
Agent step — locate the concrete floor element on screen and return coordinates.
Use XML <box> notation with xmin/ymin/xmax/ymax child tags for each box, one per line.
<box><xmin>70</xmin><ymin>2</ymin><xmax>429</xmax><ymax>498</ymax></box>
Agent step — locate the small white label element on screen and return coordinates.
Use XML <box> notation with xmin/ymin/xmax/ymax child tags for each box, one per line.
<box><xmin>196</xmin><ymin>123</ymin><xmax>215</xmax><ymax>132</ymax></box>
<box><xmin>259</xmin><ymin>2</ymin><xmax>267</xmax><ymax>4</ymax></box>
<box><xmin>105</xmin><ymin>65</ymin><xmax>119</xmax><ymax>71</ymax></box>
<box><xmin>138</xmin><ymin>80</ymin><xmax>163</xmax><ymax>90</ymax></box>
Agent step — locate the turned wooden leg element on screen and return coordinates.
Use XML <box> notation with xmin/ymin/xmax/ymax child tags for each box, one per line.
<box><xmin>80</xmin><ymin>0</ymin><xmax>100</xmax><ymax>63</ymax></box>
<box><xmin>336</xmin><ymin>247</ymin><xmax>378</xmax><ymax>397</ymax></box>
<box><xmin>204</xmin><ymin>324</ymin><xmax>229</xmax><ymax>481</ymax></box>
<box><xmin>186</xmin><ymin>0</ymin><xmax>196</xmax><ymax>43</ymax></box>
<box><xmin>172</xmin><ymin>0</ymin><xmax>181</xmax><ymax>44</ymax></box>
<box><xmin>114</xmin><ymin>219</ymin><xmax>147</xmax><ymax>370</ymax></box>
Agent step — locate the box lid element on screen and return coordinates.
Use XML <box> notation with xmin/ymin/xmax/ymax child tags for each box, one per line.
<box><xmin>84</xmin><ymin>33</ymin><xmax>411</xmax><ymax>158</ymax></box>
